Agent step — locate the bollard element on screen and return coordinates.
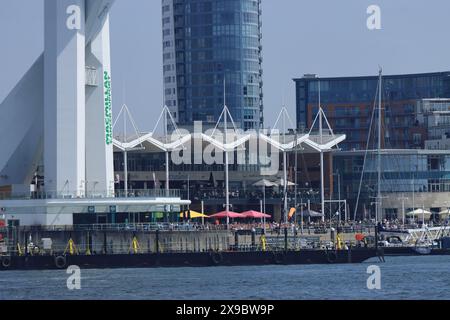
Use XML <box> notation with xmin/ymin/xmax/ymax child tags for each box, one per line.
<box><xmin>330</xmin><ymin>229</ymin><xmax>335</xmax><ymax>248</ymax></box>
<box><xmin>87</xmin><ymin>232</ymin><xmax>93</xmax><ymax>255</ymax></box>
<box><xmin>155</xmin><ymin>229</ymin><xmax>160</xmax><ymax>254</ymax></box>
<box><xmin>103</xmin><ymin>232</ymin><xmax>107</xmax><ymax>254</ymax></box>
<box><xmin>24</xmin><ymin>232</ymin><xmax>28</xmax><ymax>256</ymax></box>
<box><xmin>284</xmin><ymin>227</ymin><xmax>288</xmax><ymax>252</ymax></box>
<box><xmin>251</xmin><ymin>230</ymin><xmax>256</xmax><ymax>249</ymax></box>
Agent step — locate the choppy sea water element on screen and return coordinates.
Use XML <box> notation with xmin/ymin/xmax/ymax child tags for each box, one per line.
<box><xmin>0</xmin><ymin>256</ymin><xmax>449</xmax><ymax>300</ymax></box>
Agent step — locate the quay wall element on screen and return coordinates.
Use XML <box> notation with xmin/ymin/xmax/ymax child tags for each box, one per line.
<box><xmin>10</xmin><ymin>229</ymin><xmax>233</xmax><ymax>254</ymax></box>
<box><xmin>4</xmin><ymin>228</ymin><xmax>373</xmax><ymax>255</ymax></box>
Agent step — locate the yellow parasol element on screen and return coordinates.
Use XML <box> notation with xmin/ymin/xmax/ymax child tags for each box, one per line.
<box><xmin>180</xmin><ymin>210</ymin><xmax>209</xmax><ymax>219</ymax></box>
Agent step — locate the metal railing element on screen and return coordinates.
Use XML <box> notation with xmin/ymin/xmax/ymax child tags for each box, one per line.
<box><xmin>0</xmin><ymin>189</ymin><xmax>182</xmax><ymax>201</ymax></box>
<box><xmin>7</xmin><ymin>223</ymin><xmax>232</xmax><ymax>233</ymax></box>
<box><xmin>0</xmin><ymin>234</ymin><xmax>375</xmax><ymax>257</ymax></box>
<box><xmin>184</xmin><ymin>187</ymin><xmax>320</xmax><ymax>203</ymax></box>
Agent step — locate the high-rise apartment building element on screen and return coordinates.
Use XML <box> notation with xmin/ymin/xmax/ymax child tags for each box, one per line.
<box><xmin>162</xmin><ymin>0</ymin><xmax>263</xmax><ymax>130</ymax></box>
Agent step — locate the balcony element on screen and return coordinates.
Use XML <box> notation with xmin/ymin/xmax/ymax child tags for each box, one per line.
<box><xmin>85</xmin><ymin>66</ymin><xmax>98</xmax><ymax>87</ymax></box>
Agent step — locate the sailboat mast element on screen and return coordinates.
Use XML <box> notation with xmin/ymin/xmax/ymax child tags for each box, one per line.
<box><xmin>376</xmin><ymin>68</ymin><xmax>382</xmax><ymax>223</ymax></box>
<box><xmin>224</xmin><ymin>78</ymin><xmax>230</xmax><ymax>227</ymax></box>
<box><xmin>318</xmin><ymin>79</ymin><xmax>325</xmax><ymax>223</ymax></box>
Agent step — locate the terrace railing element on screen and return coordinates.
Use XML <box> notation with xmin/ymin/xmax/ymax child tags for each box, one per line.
<box><xmin>0</xmin><ymin>189</ymin><xmax>181</xmax><ymax>201</ymax></box>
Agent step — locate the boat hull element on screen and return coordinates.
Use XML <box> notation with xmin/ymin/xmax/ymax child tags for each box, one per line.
<box><xmin>0</xmin><ymin>248</ymin><xmax>379</xmax><ymax>271</ymax></box>
<box><xmin>382</xmin><ymin>247</ymin><xmax>450</xmax><ymax>256</ymax></box>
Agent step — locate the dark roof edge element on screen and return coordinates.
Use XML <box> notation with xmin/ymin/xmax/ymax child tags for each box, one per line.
<box><xmin>293</xmin><ymin>71</ymin><xmax>450</xmax><ymax>82</ymax></box>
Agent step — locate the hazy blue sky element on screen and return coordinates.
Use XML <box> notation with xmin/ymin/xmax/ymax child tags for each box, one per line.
<box><xmin>1</xmin><ymin>0</ymin><xmax>450</xmax><ymax>131</ymax></box>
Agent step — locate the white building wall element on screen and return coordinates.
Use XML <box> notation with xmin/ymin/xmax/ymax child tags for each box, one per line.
<box><xmin>85</xmin><ymin>14</ymin><xmax>115</xmax><ymax>197</ymax></box>
<box><xmin>44</xmin><ymin>0</ymin><xmax>86</xmax><ymax>197</ymax></box>
<box><xmin>1</xmin><ymin>0</ymin><xmax>117</xmax><ymax>203</ymax></box>
<box><xmin>162</xmin><ymin>0</ymin><xmax>178</xmax><ymax>122</ymax></box>
<box><xmin>0</xmin><ymin>56</ymin><xmax>44</xmax><ymax>187</ymax></box>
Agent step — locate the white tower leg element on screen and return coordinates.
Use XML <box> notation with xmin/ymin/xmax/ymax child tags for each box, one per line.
<box><xmin>85</xmin><ymin>14</ymin><xmax>115</xmax><ymax>197</ymax></box>
<box><xmin>44</xmin><ymin>0</ymin><xmax>86</xmax><ymax>197</ymax></box>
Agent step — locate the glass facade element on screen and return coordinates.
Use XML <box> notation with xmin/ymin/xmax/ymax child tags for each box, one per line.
<box><xmin>162</xmin><ymin>0</ymin><xmax>263</xmax><ymax>130</ymax></box>
<box><xmin>294</xmin><ymin>72</ymin><xmax>450</xmax><ymax>150</ymax></box>
<box><xmin>113</xmin><ymin>151</ymin><xmax>261</xmax><ymax>174</ymax></box>
<box><xmin>334</xmin><ymin>150</ymin><xmax>450</xmax><ymax>214</ymax></box>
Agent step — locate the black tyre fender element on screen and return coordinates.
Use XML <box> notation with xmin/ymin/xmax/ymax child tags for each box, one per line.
<box><xmin>1</xmin><ymin>256</ymin><xmax>12</xmax><ymax>269</ymax></box>
<box><xmin>210</xmin><ymin>252</ymin><xmax>223</xmax><ymax>265</ymax></box>
<box><xmin>55</xmin><ymin>255</ymin><xmax>67</xmax><ymax>269</ymax></box>
<box><xmin>377</xmin><ymin>247</ymin><xmax>386</xmax><ymax>262</ymax></box>
<box><xmin>325</xmin><ymin>250</ymin><xmax>338</xmax><ymax>264</ymax></box>
<box><xmin>271</xmin><ymin>251</ymin><xmax>285</xmax><ymax>265</ymax></box>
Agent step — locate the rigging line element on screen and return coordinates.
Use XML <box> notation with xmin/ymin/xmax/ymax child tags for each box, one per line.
<box><xmin>353</xmin><ymin>78</ymin><xmax>380</xmax><ymax>221</ymax></box>
<box><xmin>372</xmin><ymin>84</ymin><xmax>397</xmax><ymax>194</ymax></box>
<box><xmin>282</xmin><ymin>107</ymin><xmax>297</xmax><ymax>131</ymax></box>
<box><xmin>381</xmin><ymin>88</ymin><xmax>407</xmax><ymax>194</ymax></box>
<box><xmin>272</xmin><ymin>107</ymin><xmax>284</xmax><ymax>131</ymax></box>
<box><xmin>225</xmin><ymin>106</ymin><xmax>239</xmax><ymax>133</ymax></box>
<box><xmin>210</xmin><ymin>108</ymin><xmax>226</xmax><ymax>139</ymax></box>
<box><xmin>125</xmin><ymin>105</ymin><xmax>145</xmax><ymax>149</ymax></box>
<box><xmin>151</xmin><ymin>106</ymin><xmax>168</xmax><ymax>137</ymax></box>
<box><xmin>270</xmin><ymin>106</ymin><xmax>295</xmax><ymax>135</ymax></box>
<box><xmin>308</xmin><ymin>109</ymin><xmax>321</xmax><ymax>136</ymax></box>
<box><xmin>165</xmin><ymin>105</ymin><xmax>183</xmax><ymax>139</ymax></box>
<box><xmin>321</xmin><ymin>109</ymin><xmax>337</xmax><ymax>139</ymax></box>
<box><xmin>300</xmin><ymin>151</ymin><xmax>313</xmax><ymax>198</ymax></box>
<box><xmin>112</xmin><ymin>104</ymin><xmax>126</xmax><ymax>130</ymax></box>
<box><xmin>380</xmin><ymin>90</ymin><xmax>396</xmax><ymax>193</ymax></box>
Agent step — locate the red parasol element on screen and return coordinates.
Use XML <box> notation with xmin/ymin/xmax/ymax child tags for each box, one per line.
<box><xmin>240</xmin><ymin>211</ymin><xmax>272</xmax><ymax>219</ymax></box>
<box><xmin>209</xmin><ymin>211</ymin><xmax>246</xmax><ymax>219</ymax></box>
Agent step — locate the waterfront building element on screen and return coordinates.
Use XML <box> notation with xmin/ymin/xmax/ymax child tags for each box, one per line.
<box><xmin>294</xmin><ymin>72</ymin><xmax>450</xmax><ymax>220</ymax></box>
<box><xmin>112</xmin><ymin>129</ymin><xmax>343</xmax><ymax>222</ymax></box>
<box><xmin>418</xmin><ymin>98</ymin><xmax>450</xmax><ymax>149</ymax></box>
<box><xmin>0</xmin><ymin>1</ymin><xmax>189</xmax><ymax>227</ymax></box>
<box><xmin>333</xmin><ymin>149</ymin><xmax>450</xmax><ymax>220</ymax></box>
<box><xmin>294</xmin><ymin>72</ymin><xmax>450</xmax><ymax>150</ymax></box>
<box><xmin>162</xmin><ymin>0</ymin><xmax>264</xmax><ymax>130</ymax></box>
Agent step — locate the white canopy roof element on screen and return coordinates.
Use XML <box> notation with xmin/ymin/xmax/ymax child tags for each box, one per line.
<box><xmin>258</xmin><ymin>133</ymin><xmax>310</xmax><ymax>152</ymax></box>
<box><xmin>113</xmin><ymin>133</ymin><xmax>191</xmax><ymax>152</ymax></box>
<box><xmin>112</xmin><ymin>106</ymin><xmax>346</xmax><ymax>154</ymax></box>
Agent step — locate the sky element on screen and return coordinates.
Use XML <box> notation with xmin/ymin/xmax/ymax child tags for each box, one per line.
<box><xmin>1</xmin><ymin>0</ymin><xmax>450</xmax><ymax>132</ymax></box>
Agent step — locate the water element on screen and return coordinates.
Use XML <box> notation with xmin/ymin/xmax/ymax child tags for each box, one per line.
<box><xmin>0</xmin><ymin>256</ymin><xmax>449</xmax><ymax>300</ymax></box>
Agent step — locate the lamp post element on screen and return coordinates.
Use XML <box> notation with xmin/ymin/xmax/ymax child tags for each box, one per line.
<box><xmin>333</xmin><ymin>170</ymin><xmax>342</xmax><ymax>222</ymax></box>
<box><xmin>318</xmin><ymin>79</ymin><xmax>325</xmax><ymax>224</ymax></box>
<box><xmin>224</xmin><ymin>108</ymin><xmax>230</xmax><ymax>228</ymax></box>
<box><xmin>399</xmin><ymin>194</ymin><xmax>408</xmax><ymax>227</ymax></box>
<box><xmin>298</xmin><ymin>201</ymin><xmax>307</xmax><ymax>234</ymax></box>
<box><xmin>187</xmin><ymin>175</ymin><xmax>190</xmax><ymax>203</ymax></box>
